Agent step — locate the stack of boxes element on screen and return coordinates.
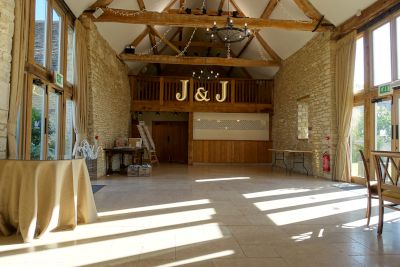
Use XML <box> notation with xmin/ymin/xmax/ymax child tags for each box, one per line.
<box><xmin>127</xmin><ymin>164</ymin><xmax>152</xmax><ymax>177</ymax></box>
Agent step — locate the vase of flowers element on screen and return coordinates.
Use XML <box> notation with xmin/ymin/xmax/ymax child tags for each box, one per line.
<box><xmin>77</xmin><ymin>136</ymin><xmax>102</xmax><ymax>180</ymax></box>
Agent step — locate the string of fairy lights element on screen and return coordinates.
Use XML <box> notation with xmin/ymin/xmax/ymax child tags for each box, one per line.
<box><xmin>103</xmin><ymin>0</ymin><xmax>302</xmax><ymax>60</ymax></box>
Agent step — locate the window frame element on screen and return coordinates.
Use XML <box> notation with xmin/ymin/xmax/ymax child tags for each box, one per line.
<box><xmin>22</xmin><ymin>0</ymin><xmax>75</xmax><ymax>159</ymax></box>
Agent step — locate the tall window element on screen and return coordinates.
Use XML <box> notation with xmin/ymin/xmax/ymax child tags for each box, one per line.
<box><xmin>350</xmin><ymin>106</ymin><xmax>365</xmax><ymax>177</ymax></box>
<box><xmin>26</xmin><ymin>0</ymin><xmax>75</xmax><ymax>160</ymax></box>
<box><xmin>34</xmin><ymin>0</ymin><xmax>47</xmax><ymax>67</ymax></box>
<box><xmin>353</xmin><ymin>37</ymin><xmax>364</xmax><ymax>92</ymax></box>
<box><xmin>64</xmin><ymin>99</ymin><xmax>74</xmax><ymax>159</ymax></box>
<box><xmin>397</xmin><ymin>16</ymin><xmax>400</xmax><ymax>79</ymax></box>
<box><xmin>47</xmin><ymin>91</ymin><xmax>60</xmax><ymax>160</ymax></box>
<box><xmin>66</xmin><ymin>26</ymin><xmax>74</xmax><ymax>84</ymax></box>
<box><xmin>373</xmin><ymin>23</ymin><xmax>392</xmax><ymax>86</ymax></box>
<box><xmin>30</xmin><ymin>82</ymin><xmax>46</xmax><ymax>160</ymax></box>
<box><xmin>51</xmin><ymin>9</ymin><xmax>62</xmax><ymax>72</ymax></box>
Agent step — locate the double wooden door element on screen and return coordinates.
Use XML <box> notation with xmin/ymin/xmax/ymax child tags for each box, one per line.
<box><xmin>152</xmin><ymin>121</ymin><xmax>188</xmax><ymax>163</ymax></box>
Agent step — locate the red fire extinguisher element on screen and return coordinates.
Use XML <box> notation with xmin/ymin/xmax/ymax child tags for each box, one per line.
<box><xmin>323</xmin><ymin>152</ymin><xmax>330</xmax><ymax>173</ymax></box>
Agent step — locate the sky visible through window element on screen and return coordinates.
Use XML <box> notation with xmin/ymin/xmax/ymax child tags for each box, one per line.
<box><xmin>36</xmin><ymin>0</ymin><xmax>46</xmax><ymax>20</ymax></box>
<box><xmin>373</xmin><ymin>23</ymin><xmax>392</xmax><ymax>86</ymax></box>
<box><xmin>353</xmin><ymin>37</ymin><xmax>364</xmax><ymax>92</ymax></box>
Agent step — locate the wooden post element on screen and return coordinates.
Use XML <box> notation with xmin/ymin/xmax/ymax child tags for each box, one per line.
<box><xmin>159</xmin><ymin>76</ymin><xmax>164</xmax><ymax>106</ymax></box>
<box><xmin>188</xmin><ymin>112</ymin><xmax>193</xmax><ymax>165</ymax></box>
<box><xmin>231</xmin><ymin>79</ymin><xmax>235</xmax><ymax>104</ymax></box>
<box><xmin>189</xmin><ymin>78</ymin><xmax>194</xmax><ymax>106</ymax></box>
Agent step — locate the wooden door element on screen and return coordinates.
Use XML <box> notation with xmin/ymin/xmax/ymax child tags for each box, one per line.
<box><xmin>152</xmin><ymin>121</ymin><xmax>188</xmax><ymax>163</ymax></box>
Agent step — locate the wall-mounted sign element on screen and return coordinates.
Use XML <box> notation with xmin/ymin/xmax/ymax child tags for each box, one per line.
<box><xmin>54</xmin><ymin>72</ymin><xmax>63</xmax><ymax>88</ymax></box>
<box><xmin>378</xmin><ymin>83</ymin><xmax>392</xmax><ymax>96</ymax></box>
<box><xmin>176</xmin><ymin>80</ymin><xmax>228</xmax><ymax>102</ymax></box>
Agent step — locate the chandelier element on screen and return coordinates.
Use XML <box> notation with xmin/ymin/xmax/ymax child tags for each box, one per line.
<box><xmin>207</xmin><ymin>2</ymin><xmax>250</xmax><ymax>43</ymax></box>
<box><xmin>192</xmin><ymin>69</ymin><xmax>220</xmax><ymax>82</ymax></box>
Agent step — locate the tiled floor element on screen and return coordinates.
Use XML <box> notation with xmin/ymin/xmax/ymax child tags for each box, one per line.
<box><xmin>0</xmin><ymin>164</ymin><xmax>399</xmax><ymax>266</ymax></box>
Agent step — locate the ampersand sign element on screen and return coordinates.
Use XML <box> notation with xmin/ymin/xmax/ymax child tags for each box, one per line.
<box><xmin>194</xmin><ymin>87</ymin><xmax>210</xmax><ymax>102</ymax></box>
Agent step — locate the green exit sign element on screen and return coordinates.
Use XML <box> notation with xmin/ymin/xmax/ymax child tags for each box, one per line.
<box><xmin>378</xmin><ymin>84</ymin><xmax>392</xmax><ymax>96</ymax></box>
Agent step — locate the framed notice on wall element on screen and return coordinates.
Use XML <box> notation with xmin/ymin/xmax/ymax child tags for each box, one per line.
<box><xmin>193</xmin><ymin>113</ymin><xmax>269</xmax><ymax>141</ymax></box>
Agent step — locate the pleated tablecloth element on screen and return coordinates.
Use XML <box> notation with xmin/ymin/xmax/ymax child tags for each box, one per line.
<box><xmin>0</xmin><ymin>158</ymin><xmax>98</xmax><ymax>242</ymax></box>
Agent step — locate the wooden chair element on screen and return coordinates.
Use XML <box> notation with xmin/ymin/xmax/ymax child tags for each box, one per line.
<box><xmin>359</xmin><ymin>150</ymin><xmax>379</xmax><ymax>226</ymax></box>
<box><xmin>372</xmin><ymin>151</ymin><xmax>400</xmax><ymax>235</ymax></box>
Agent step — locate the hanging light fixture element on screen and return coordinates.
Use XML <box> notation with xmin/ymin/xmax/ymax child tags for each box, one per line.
<box><xmin>206</xmin><ymin>1</ymin><xmax>251</xmax><ymax>43</ymax></box>
<box><xmin>192</xmin><ymin>69</ymin><xmax>220</xmax><ymax>82</ymax></box>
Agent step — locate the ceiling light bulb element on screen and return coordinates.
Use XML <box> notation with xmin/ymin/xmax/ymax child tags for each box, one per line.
<box><xmin>201</xmin><ymin>70</ymin><xmax>203</xmax><ymax>73</ymax></box>
<box><xmin>211</xmin><ymin>71</ymin><xmax>213</xmax><ymax>74</ymax></box>
<box><xmin>214</xmin><ymin>21</ymin><xmax>217</xmax><ymax>26</ymax></box>
<box><xmin>244</xmin><ymin>23</ymin><xmax>247</xmax><ymax>27</ymax></box>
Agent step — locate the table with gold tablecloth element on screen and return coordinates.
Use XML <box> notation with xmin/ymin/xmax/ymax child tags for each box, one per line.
<box><xmin>0</xmin><ymin>158</ymin><xmax>97</xmax><ymax>242</ymax></box>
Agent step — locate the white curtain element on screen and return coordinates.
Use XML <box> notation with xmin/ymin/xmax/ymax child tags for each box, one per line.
<box><xmin>72</xmin><ymin>20</ymin><xmax>89</xmax><ymax>155</ymax></box>
<box><xmin>7</xmin><ymin>0</ymin><xmax>31</xmax><ymax>159</ymax></box>
<box><xmin>334</xmin><ymin>31</ymin><xmax>357</xmax><ymax>182</ymax></box>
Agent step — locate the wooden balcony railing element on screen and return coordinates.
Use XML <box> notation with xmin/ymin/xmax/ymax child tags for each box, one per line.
<box><xmin>130</xmin><ymin>76</ymin><xmax>274</xmax><ymax>113</ymax></box>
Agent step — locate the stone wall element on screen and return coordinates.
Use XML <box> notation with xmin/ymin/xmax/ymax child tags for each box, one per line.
<box><xmin>0</xmin><ymin>0</ymin><xmax>15</xmax><ymax>159</ymax></box>
<box><xmin>273</xmin><ymin>32</ymin><xmax>337</xmax><ymax>179</ymax></box>
<box><xmin>82</xmin><ymin>17</ymin><xmax>131</xmax><ymax>177</ymax></box>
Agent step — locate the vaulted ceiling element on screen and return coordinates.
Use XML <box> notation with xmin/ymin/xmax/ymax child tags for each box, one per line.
<box><xmin>65</xmin><ymin>0</ymin><xmax>378</xmax><ymax>78</ymax></box>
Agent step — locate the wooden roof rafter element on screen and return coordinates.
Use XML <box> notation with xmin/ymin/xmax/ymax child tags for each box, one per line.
<box><xmin>120</xmin><ymin>54</ymin><xmax>280</xmax><ymax>67</ymax></box>
<box><xmin>218</xmin><ymin>0</ymin><xmax>226</xmax><ymax>11</ymax></box>
<box><xmin>87</xmin><ymin>9</ymin><xmax>334</xmax><ymax>32</ymax></box>
<box><xmin>261</xmin><ymin>0</ymin><xmax>279</xmax><ymax>19</ymax></box>
<box><xmin>292</xmin><ymin>0</ymin><xmax>322</xmax><ymax>21</ymax></box>
<box><xmin>225</xmin><ymin>1</ymin><xmax>282</xmax><ymax>76</ymax></box>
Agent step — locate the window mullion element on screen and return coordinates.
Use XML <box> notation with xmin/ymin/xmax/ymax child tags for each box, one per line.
<box><xmin>46</xmin><ymin>0</ymin><xmax>52</xmax><ymax>70</ymax></box>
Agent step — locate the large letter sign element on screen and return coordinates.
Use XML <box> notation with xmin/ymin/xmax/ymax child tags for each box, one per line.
<box><xmin>176</xmin><ymin>80</ymin><xmax>229</xmax><ymax>102</ymax></box>
<box><xmin>216</xmin><ymin>81</ymin><xmax>228</xmax><ymax>102</ymax></box>
<box><xmin>176</xmin><ymin>80</ymin><xmax>188</xmax><ymax>101</ymax></box>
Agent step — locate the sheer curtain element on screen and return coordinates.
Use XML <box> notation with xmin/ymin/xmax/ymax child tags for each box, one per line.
<box><xmin>334</xmin><ymin>31</ymin><xmax>356</xmax><ymax>182</ymax></box>
<box><xmin>7</xmin><ymin>0</ymin><xmax>31</xmax><ymax>158</ymax></box>
<box><xmin>72</xmin><ymin>20</ymin><xmax>89</xmax><ymax>155</ymax></box>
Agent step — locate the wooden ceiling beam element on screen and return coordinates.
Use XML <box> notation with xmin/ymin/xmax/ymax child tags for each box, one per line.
<box><xmin>261</xmin><ymin>0</ymin><xmax>278</xmax><ymax>19</ymax></box>
<box><xmin>166</xmin><ymin>9</ymin><xmax>245</xmax><ymax>16</ymax></box>
<box><xmin>292</xmin><ymin>0</ymin><xmax>322</xmax><ymax>21</ymax></box>
<box><xmin>229</xmin><ymin>0</ymin><xmax>245</xmax><ymax>17</ymax></box>
<box><xmin>88</xmin><ymin>9</ymin><xmax>334</xmax><ymax>32</ymax></box>
<box><xmin>137</xmin><ymin>0</ymin><xmax>146</xmax><ymax>11</ymax></box>
<box><xmin>149</xmin><ymin>26</ymin><xmax>181</xmax><ymax>54</ymax></box>
<box><xmin>164</xmin><ymin>0</ymin><xmax>179</xmax><ymax>11</ymax></box>
<box><xmin>130</xmin><ymin>28</ymin><xmax>149</xmax><ymax>47</ymax></box>
<box><xmin>254</xmin><ymin>31</ymin><xmax>282</xmax><ymax>63</ymax></box>
<box><xmin>89</xmin><ymin>0</ymin><xmax>114</xmax><ymax>9</ymax></box>
<box><xmin>171</xmin><ymin>41</ymin><xmax>226</xmax><ymax>49</ymax></box>
<box><xmin>120</xmin><ymin>54</ymin><xmax>280</xmax><ymax>67</ymax></box>
<box><xmin>219</xmin><ymin>0</ymin><xmax>226</xmax><ymax>10</ymax></box>
<box><xmin>159</xmin><ymin>28</ymin><xmax>181</xmax><ymax>54</ymax></box>
<box><xmin>227</xmin><ymin>34</ymin><xmax>255</xmax><ymax>76</ymax></box>
<box><xmin>334</xmin><ymin>0</ymin><xmax>400</xmax><ymax>39</ymax></box>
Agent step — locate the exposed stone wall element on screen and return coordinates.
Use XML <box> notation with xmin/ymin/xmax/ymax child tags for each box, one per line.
<box><xmin>273</xmin><ymin>32</ymin><xmax>337</xmax><ymax>179</ymax></box>
<box><xmin>82</xmin><ymin>17</ymin><xmax>131</xmax><ymax>177</ymax></box>
<box><xmin>0</xmin><ymin>0</ymin><xmax>15</xmax><ymax>159</ymax></box>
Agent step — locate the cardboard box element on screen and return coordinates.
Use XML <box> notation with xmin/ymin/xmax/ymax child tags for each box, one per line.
<box><xmin>129</xmin><ymin>138</ymin><xmax>142</xmax><ymax>148</ymax></box>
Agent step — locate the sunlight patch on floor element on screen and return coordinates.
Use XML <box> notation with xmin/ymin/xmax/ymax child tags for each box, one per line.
<box><xmin>341</xmin><ymin>210</ymin><xmax>400</xmax><ymax>228</ymax></box>
<box><xmin>267</xmin><ymin>198</ymin><xmax>371</xmax><ymax>225</ymax></box>
<box><xmin>0</xmin><ymin>223</ymin><xmax>225</xmax><ymax>266</ymax></box>
<box><xmin>155</xmin><ymin>250</ymin><xmax>234</xmax><ymax>267</ymax></box>
<box><xmin>243</xmin><ymin>188</ymin><xmax>312</xmax><ymax>199</ymax></box>
<box><xmin>98</xmin><ymin>199</ymin><xmax>211</xmax><ymax>216</ymax></box>
<box><xmin>195</xmin><ymin>177</ymin><xmax>250</xmax><ymax>182</ymax></box>
<box><xmin>254</xmin><ymin>189</ymin><xmax>365</xmax><ymax>211</ymax></box>
<box><xmin>291</xmin><ymin>231</ymin><xmax>313</xmax><ymax>242</ymax></box>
